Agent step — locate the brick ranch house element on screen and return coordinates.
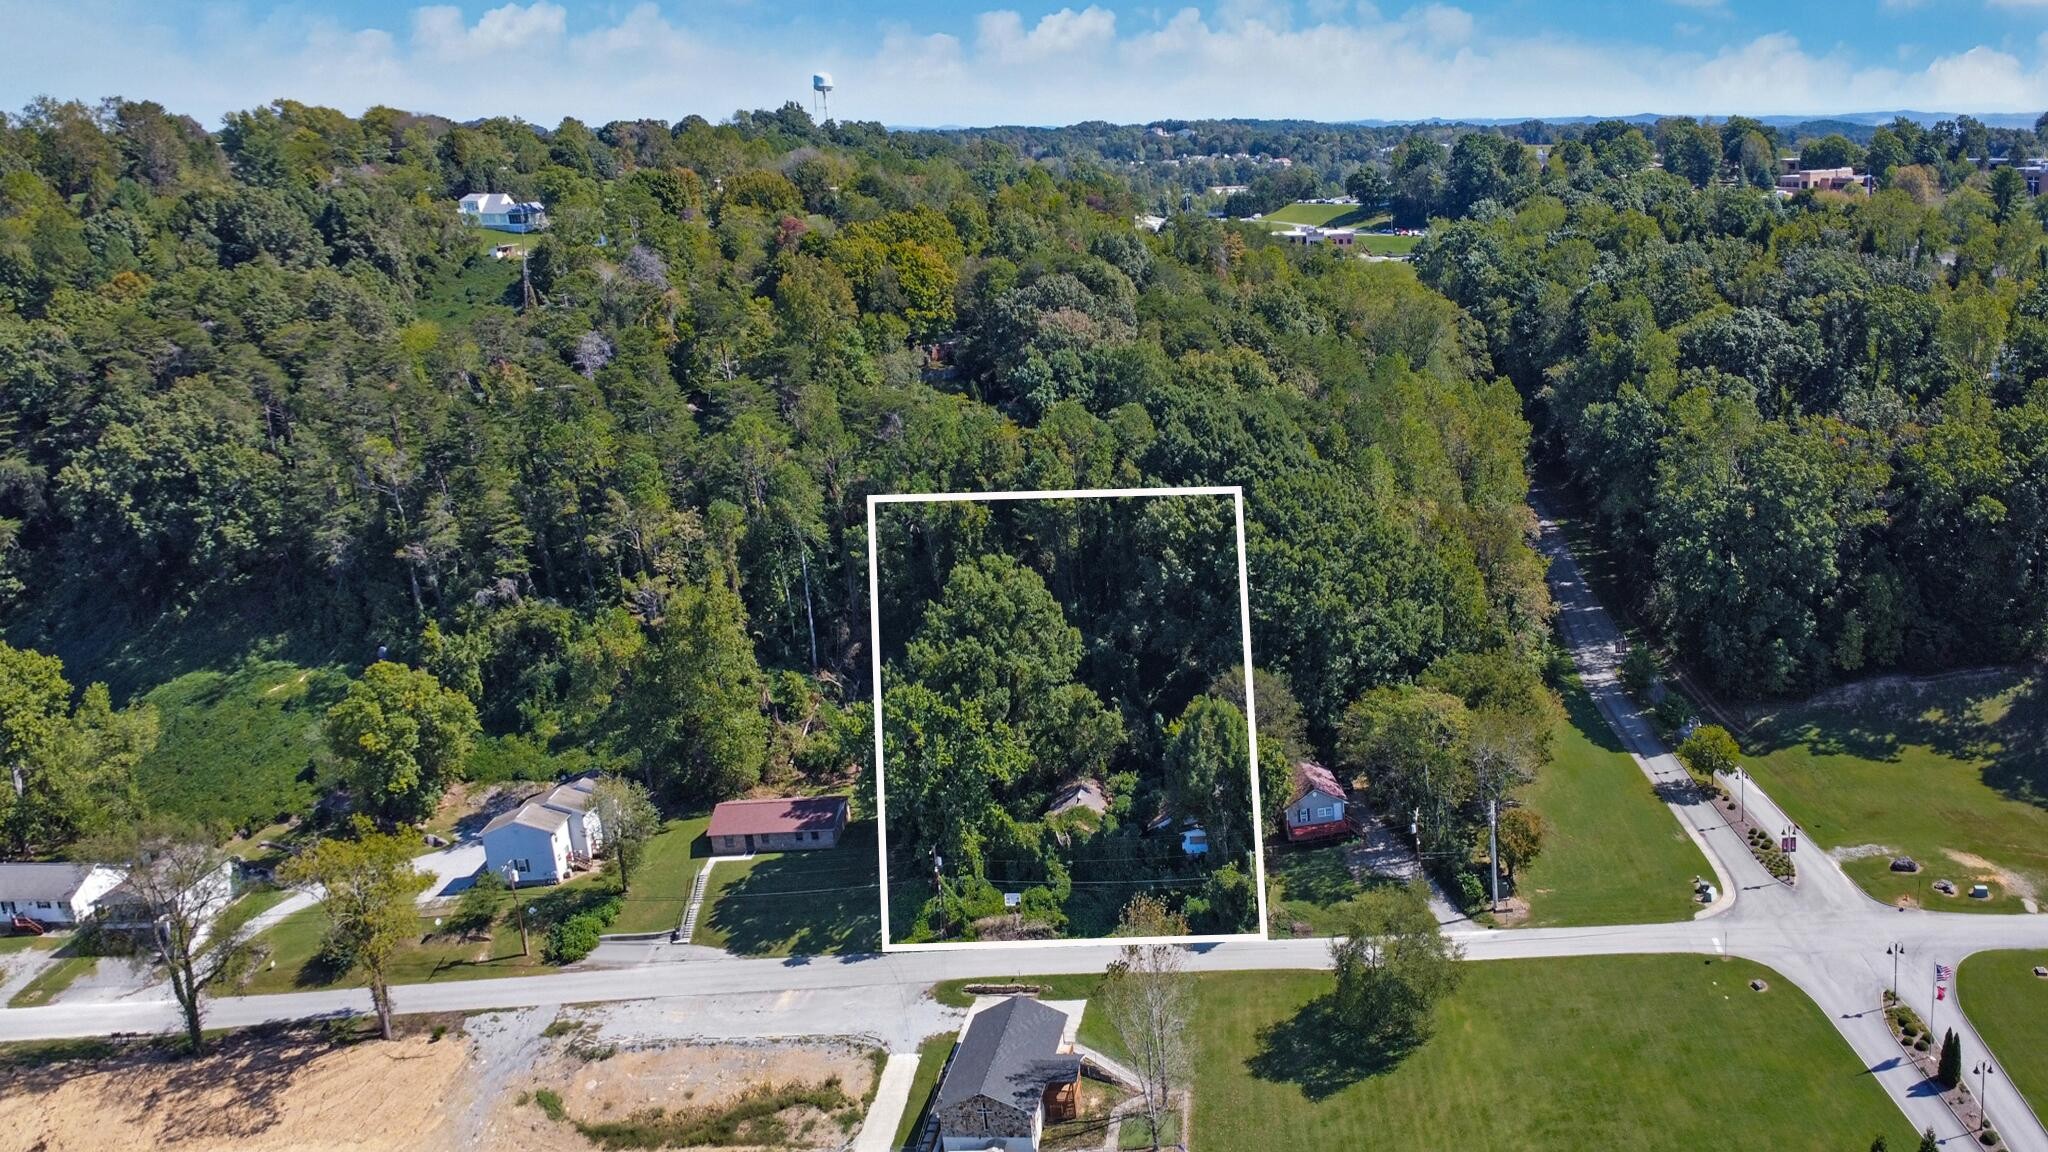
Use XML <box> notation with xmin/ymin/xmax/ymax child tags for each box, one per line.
<box><xmin>706</xmin><ymin>795</ymin><xmax>849</xmax><ymax>854</ymax></box>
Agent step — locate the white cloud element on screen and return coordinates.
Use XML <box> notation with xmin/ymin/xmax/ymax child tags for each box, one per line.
<box><xmin>0</xmin><ymin>0</ymin><xmax>2045</xmax><ymax>128</ymax></box>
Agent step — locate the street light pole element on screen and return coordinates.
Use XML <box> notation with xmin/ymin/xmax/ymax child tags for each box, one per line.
<box><xmin>1974</xmin><ymin>1062</ymin><xmax>1997</xmax><ymax>1133</ymax></box>
<box><xmin>1736</xmin><ymin>768</ymin><xmax>1746</xmax><ymax>826</ymax></box>
<box><xmin>1487</xmin><ymin>799</ymin><xmax>1501</xmax><ymax>913</ymax></box>
<box><xmin>1887</xmin><ymin>943</ymin><xmax>1904</xmax><ymax>1005</ymax></box>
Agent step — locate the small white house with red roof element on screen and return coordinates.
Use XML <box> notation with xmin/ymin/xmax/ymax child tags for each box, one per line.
<box><xmin>706</xmin><ymin>796</ymin><xmax>849</xmax><ymax>854</ymax></box>
<box><xmin>1283</xmin><ymin>761</ymin><xmax>1354</xmax><ymax>843</ymax></box>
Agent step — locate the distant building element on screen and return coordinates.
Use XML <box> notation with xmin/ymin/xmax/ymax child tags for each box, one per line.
<box><xmin>933</xmin><ymin>997</ymin><xmax>1082</xmax><ymax>1152</ymax></box>
<box><xmin>0</xmin><ymin>863</ymin><xmax>126</xmax><ymax>928</ymax></box>
<box><xmin>458</xmin><ymin>192</ymin><xmax>549</xmax><ymax>233</ymax></box>
<box><xmin>1133</xmin><ymin>213</ymin><xmax>1167</xmax><ymax>233</ymax></box>
<box><xmin>1283</xmin><ymin>761</ymin><xmax>1353</xmax><ymax>843</ymax></box>
<box><xmin>706</xmin><ymin>795</ymin><xmax>849</xmax><ymax>854</ymax></box>
<box><xmin>100</xmin><ymin>860</ymin><xmax>237</xmax><ymax>939</ymax></box>
<box><xmin>1776</xmin><ymin>167</ymin><xmax>1867</xmax><ymax>194</ymax></box>
<box><xmin>1275</xmin><ymin>225</ymin><xmax>1357</xmax><ymax>249</ymax></box>
<box><xmin>1047</xmin><ymin>779</ymin><xmax>1109</xmax><ymax>819</ymax></box>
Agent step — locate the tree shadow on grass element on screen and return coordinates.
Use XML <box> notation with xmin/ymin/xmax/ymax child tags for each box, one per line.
<box><xmin>1245</xmin><ymin>997</ymin><xmax>1417</xmax><ymax>1102</ymax></box>
<box><xmin>704</xmin><ymin>824</ymin><xmax>881</xmax><ymax>956</ymax></box>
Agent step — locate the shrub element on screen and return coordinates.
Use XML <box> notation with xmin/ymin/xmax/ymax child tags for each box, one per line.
<box><xmin>1455</xmin><ymin>870</ymin><xmax>1487</xmax><ymax>911</ymax></box>
<box><xmin>534</xmin><ymin>1087</ymin><xmax>567</xmax><ymax>1121</ymax></box>
<box><xmin>545</xmin><ymin>915</ymin><xmax>604</xmax><ymax>964</ymax></box>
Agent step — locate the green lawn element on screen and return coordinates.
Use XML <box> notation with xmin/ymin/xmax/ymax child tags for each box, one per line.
<box><xmin>236</xmin><ymin>872</ymin><xmax>615</xmax><ymax>994</ymax></box>
<box><xmin>0</xmin><ymin>934</ymin><xmax>62</xmax><ymax>955</ymax></box>
<box><xmin>1193</xmin><ymin>956</ymin><xmax>1915</xmax><ymax>1151</ymax></box>
<box><xmin>7</xmin><ymin>955</ymin><xmax>96</xmax><ymax>1008</ymax></box>
<box><xmin>694</xmin><ymin>821</ymin><xmax>881</xmax><ymax>956</ymax></box>
<box><xmin>136</xmin><ymin>659</ymin><xmax>350</xmax><ymax>830</ymax></box>
<box><xmin>1119</xmin><ymin>1110</ymin><xmax>1180</xmax><ymax>1150</ymax></box>
<box><xmin>1740</xmin><ymin>670</ymin><xmax>2048</xmax><ymax>912</ymax></box>
<box><xmin>1263</xmin><ymin>841</ymin><xmax>1392</xmax><ymax>937</ymax></box>
<box><xmin>1355</xmin><ymin>233</ymin><xmax>1420</xmax><ymax>255</ymax></box>
<box><xmin>1515</xmin><ymin>677</ymin><xmax>1712</xmax><ymax>926</ymax></box>
<box><xmin>892</xmin><ymin>1032</ymin><xmax>956</xmax><ymax>1150</ymax></box>
<box><xmin>211</xmin><ymin>887</ymin><xmax>291</xmax><ymax>943</ymax></box>
<box><xmin>416</xmin><ymin>238</ymin><xmax>523</xmax><ymax>327</ymax></box>
<box><xmin>609</xmin><ymin>814</ymin><xmax>712</xmax><ymax>935</ymax></box>
<box><xmin>1959</xmin><ymin>949</ymin><xmax>2048</xmax><ymax>1123</ymax></box>
<box><xmin>1260</xmin><ymin>202</ymin><xmax>1386</xmax><ymax>228</ymax></box>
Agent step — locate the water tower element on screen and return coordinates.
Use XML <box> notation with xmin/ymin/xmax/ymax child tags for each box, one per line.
<box><xmin>811</xmin><ymin>72</ymin><xmax>834</xmax><ymax>121</ymax></box>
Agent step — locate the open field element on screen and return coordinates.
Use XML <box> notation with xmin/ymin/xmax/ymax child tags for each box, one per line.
<box><xmin>1959</xmin><ymin>949</ymin><xmax>2048</xmax><ymax>1124</ymax></box>
<box><xmin>609</xmin><ymin>814</ymin><xmax>712</xmax><ymax>935</ymax></box>
<box><xmin>1354</xmin><ymin>232</ymin><xmax>1420</xmax><ymax>255</ymax></box>
<box><xmin>1739</xmin><ymin>669</ymin><xmax>2048</xmax><ymax>912</ymax></box>
<box><xmin>694</xmin><ymin>821</ymin><xmax>881</xmax><ymax>955</ymax></box>
<box><xmin>136</xmin><ymin>659</ymin><xmax>349</xmax><ymax>830</ymax></box>
<box><xmin>1191</xmin><ymin>957</ymin><xmax>1916</xmax><ymax>1151</ymax></box>
<box><xmin>1259</xmin><ymin>202</ymin><xmax>1386</xmax><ymax>228</ymax></box>
<box><xmin>1515</xmin><ymin>676</ymin><xmax>1711</xmax><ymax>926</ymax></box>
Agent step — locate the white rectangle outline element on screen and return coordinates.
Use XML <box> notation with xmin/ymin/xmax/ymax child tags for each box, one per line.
<box><xmin>867</xmin><ymin>485</ymin><xmax>1270</xmax><ymax>951</ymax></box>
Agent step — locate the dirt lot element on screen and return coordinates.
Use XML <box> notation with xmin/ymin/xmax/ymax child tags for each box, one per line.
<box><xmin>0</xmin><ymin>1012</ymin><xmax>882</xmax><ymax>1152</ymax></box>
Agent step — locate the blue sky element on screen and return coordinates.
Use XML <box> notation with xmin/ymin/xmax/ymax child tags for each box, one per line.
<box><xmin>3</xmin><ymin>1</ymin><xmax>2047</xmax><ymax>126</ymax></box>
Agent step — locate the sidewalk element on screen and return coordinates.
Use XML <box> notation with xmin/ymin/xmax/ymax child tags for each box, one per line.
<box><xmin>853</xmin><ymin>1051</ymin><xmax>920</xmax><ymax>1152</ymax></box>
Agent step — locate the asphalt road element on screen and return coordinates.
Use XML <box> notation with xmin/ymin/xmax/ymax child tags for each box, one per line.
<box><xmin>4</xmin><ymin>505</ymin><xmax>2045</xmax><ymax>1150</ymax></box>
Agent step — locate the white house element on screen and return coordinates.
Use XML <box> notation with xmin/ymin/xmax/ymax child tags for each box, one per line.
<box><xmin>537</xmin><ymin>777</ymin><xmax>604</xmax><ymax>862</ymax></box>
<box><xmin>480</xmin><ymin>804</ymin><xmax>574</xmax><ymax>885</ymax></box>
<box><xmin>0</xmin><ymin>862</ymin><xmax>127</xmax><ymax>928</ymax></box>
<box><xmin>99</xmin><ymin>860</ymin><xmax>238</xmax><ymax>941</ymax></box>
<box><xmin>457</xmin><ymin>192</ymin><xmax>549</xmax><ymax>233</ymax></box>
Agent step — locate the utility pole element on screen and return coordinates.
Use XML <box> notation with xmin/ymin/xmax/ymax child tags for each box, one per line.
<box><xmin>504</xmin><ymin>862</ymin><xmax>529</xmax><ymax>957</ymax></box>
<box><xmin>1488</xmin><ymin>798</ymin><xmax>1501</xmax><ymax>912</ymax></box>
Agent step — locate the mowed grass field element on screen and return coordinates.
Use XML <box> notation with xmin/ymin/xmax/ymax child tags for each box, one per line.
<box><xmin>1959</xmin><ymin>950</ymin><xmax>2048</xmax><ymax>1123</ymax></box>
<box><xmin>1192</xmin><ymin>957</ymin><xmax>1916</xmax><ymax>1152</ymax></box>
<box><xmin>693</xmin><ymin>820</ymin><xmax>881</xmax><ymax>955</ymax></box>
<box><xmin>1259</xmin><ymin>202</ymin><xmax>1387</xmax><ymax>228</ymax></box>
<box><xmin>1515</xmin><ymin>677</ymin><xmax>1710</xmax><ymax>926</ymax></box>
<box><xmin>608</xmin><ymin>814</ymin><xmax>712</xmax><ymax>935</ymax></box>
<box><xmin>1739</xmin><ymin>670</ymin><xmax>2048</xmax><ymax>912</ymax></box>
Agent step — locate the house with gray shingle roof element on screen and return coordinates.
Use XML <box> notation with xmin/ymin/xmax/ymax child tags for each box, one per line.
<box><xmin>933</xmin><ymin>996</ymin><xmax>1082</xmax><ymax>1152</ymax></box>
<box><xmin>0</xmin><ymin>862</ymin><xmax>127</xmax><ymax>927</ymax></box>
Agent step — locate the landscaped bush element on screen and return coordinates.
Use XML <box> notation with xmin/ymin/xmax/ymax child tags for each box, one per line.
<box><xmin>542</xmin><ymin>894</ymin><xmax>623</xmax><ymax>964</ymax></box>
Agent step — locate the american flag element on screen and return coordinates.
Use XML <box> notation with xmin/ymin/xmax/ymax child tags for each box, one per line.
<box><xmin>1935</xmin><ymin>964</ymin><xmax>1955</xmax><ymax>981</ymax></box>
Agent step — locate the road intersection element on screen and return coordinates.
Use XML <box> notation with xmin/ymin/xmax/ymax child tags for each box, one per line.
<box><xmin>2</xmin><ymin>509</ymin><xmax>2044</xmax><ymax>1150</ymax></box>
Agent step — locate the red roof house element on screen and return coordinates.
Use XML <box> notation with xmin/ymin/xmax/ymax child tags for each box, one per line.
<box><xmin>1283</xmin><ymin>761</ymin><xmax>1353</xmax><ymax>843</ymax></box>
<box><xmin>706</xmin><ymin>795</ymin><xmax>850</xmax><ymax>853</ymax></box>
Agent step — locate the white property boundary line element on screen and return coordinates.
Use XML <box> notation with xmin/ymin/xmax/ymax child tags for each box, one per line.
<box><xmin>867</xmin><ymin>485</ymin><xmax>1271</xmax><ymax>952</ymax></box>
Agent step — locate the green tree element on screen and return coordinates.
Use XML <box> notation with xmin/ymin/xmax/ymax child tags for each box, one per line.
<box><xmin>1936</xmin><ymin>1028</ymin><xmax>1961</xmax><ymax>1089</ymax></box>
<box><xmin>615</xmin><ymin>581</ymin><xmax>770</xmax><ymax>803</ymax></box>
<box><xmin>1675</xmin><ymin>725</ymin><xmax>1740</xmax><ymax>786</ymax></box>
<box><xmin>1662</xmin><ymin>121</ymin><xmax>1722</xmax><ymax>188</ymax></box>
<box><xmin>1326</xmin><ymin>884</ymin><xmax>1463</xmax><ymax>1054</ymax></box>
<box><xmin>1100</xmin><ymin>894</ymin><xmax>1194</xmax><ymax>1152</ymax></box>
<box><xmin>325</xmin><ymin>662</ymin><xmax>480</xmax><ymax>826</ymax></box>
<box><xmin>1163</xmin><ymin>695</ymin><xmax>1254</xmax><ymax>866</ymax></box>
<box><xmin>1496</xmin><ymin>806</ymin><xmax>1546</xmax><ymax>879</ymax></box>
<box><xmin>1919</xmin><ymin>1127</ymin><xmax>1939</xmax><ymax>1152</ymax></box>
<box><xmin>87</xmin><ymin>818</ymin><xmax>244</xmax><ymax>1054</ymax></box>
<box><xmin>1799</xmin><ymin>134</ymin><xmax>1863</xmax><ymax>171</ymax></box>
<box><xmin>279</xmin><ymin>827</ymin><xmax>427</xmax><ymax>1041</ymax></box>
<box><xmin>1344</xmin><ymin>165</ymin><xmax>1392</xmax><ymax>216</ymax></box>
<box><xmin>591</xmin><ymin>776</ymin><xmax>660</xmax><ymax>890</ymax></box>
<box><xmin>1337</xmin><ymin>685</ymin><xmax>1471</xmax><ymax>853</ymax></box>
<box><xmin>0</xmin><ymin>642</ymin><xmax>154</xmax><ymax>855</ymax></box>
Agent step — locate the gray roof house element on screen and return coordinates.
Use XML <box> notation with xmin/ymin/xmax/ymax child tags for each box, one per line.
<box><xmin>480</xmin><ymin>803</ymin><xmax>574</xmax><ymax>886</ymax></box>
<box><xmin>933</xmin><ymin>997</ymin><xmax>1082</xmax><ymax>1152</ymax></box>
<box><xmin>0</xmin><ymin>862</ymin><xmax>127</xmax><ymax>927</ymax></box>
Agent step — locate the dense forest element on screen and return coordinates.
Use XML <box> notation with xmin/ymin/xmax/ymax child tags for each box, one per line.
<box><xmin>2</xmin><ymin>94</ymin><xmax>2041</xmax><ymax>923</ymax></box>
<box><xmin>0</xmin><ymin>97</ymin><xmax>1542</xmax><ymax>871</ymax></box>
<box><xmin>873</xmin><ymin>493</ymin><xmax>1261</xmax><ymax>939</ymax></box>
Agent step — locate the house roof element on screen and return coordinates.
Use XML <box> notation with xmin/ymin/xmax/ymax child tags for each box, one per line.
<box><xmin>936</xmin><ymin>997</ymin><xmax>1081</xmax><ymax>1118</ymax></box>
<box><xmin>1047</xmin><ymin>779</ymin><xmax>1108</xmax><ymax>817</ymax></box>
<box><xmin>482</xmin><ymin>803</ymin><xmax>570</xmax><ymax>837</ymax></box>
<box><xmin>707</xmin><ymin>796</ymin><xmax>847</xmax><ymax>839</ymax></box>
<box><xmin>0</xmin><ymin>862</ymin><xmax>106</xmax><ymax>903</ymax></box>
<box><xmin>1289</xmin><ymin>760</ymin><xmax>1347</xmax><ymax>807</ymax></box>
<box><xmin>541</xmin><ymin>777</ymin><xmax>596</xmax><ymax>814</ymax></box>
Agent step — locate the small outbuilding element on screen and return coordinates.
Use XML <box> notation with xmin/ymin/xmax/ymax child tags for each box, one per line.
<box><xmin>706</xmin><ymin>795</ymin><xmax>849</xmax><ymax>854</ymax></box>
